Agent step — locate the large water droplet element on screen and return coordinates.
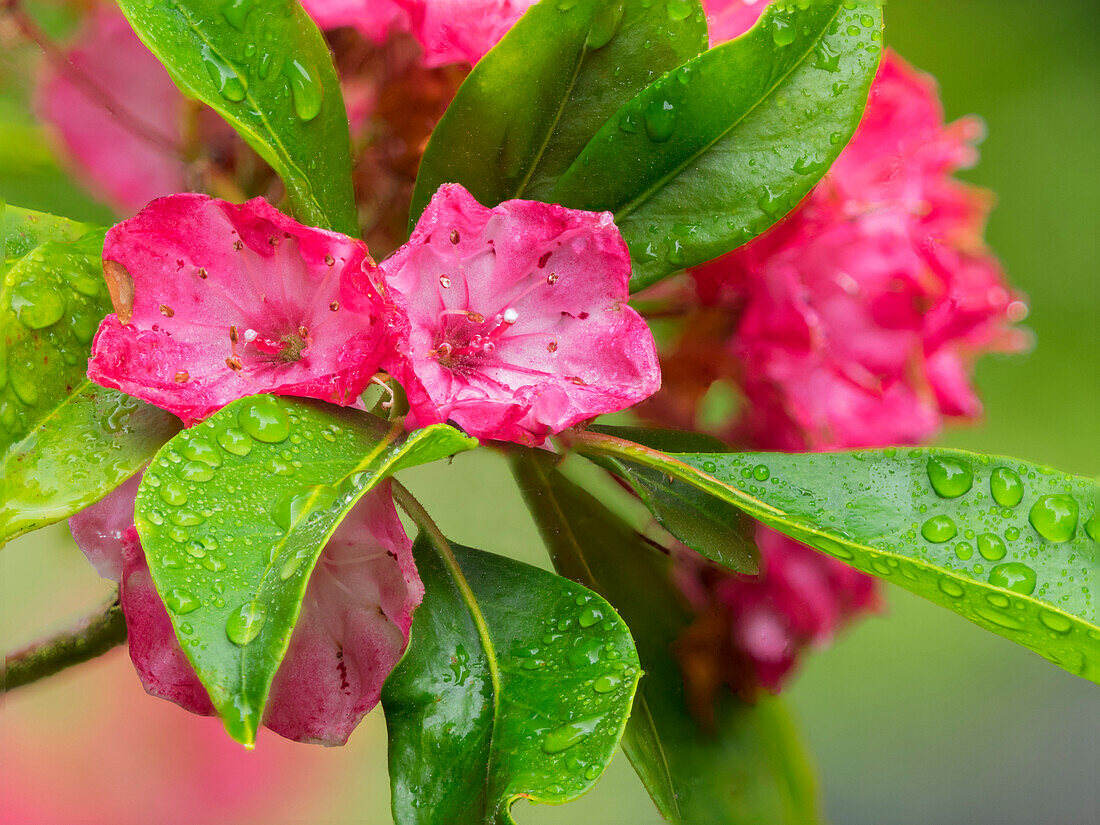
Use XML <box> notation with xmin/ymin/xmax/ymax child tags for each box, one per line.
<box><xmin>772</xmin><ymin>15</ymin><xmax>795</xmax><ymax>46</ymax></box>
<box><xmin>989</xmin><ymin>467</ymin><xmax>1024</xmax><ymax>507</ymax></box>
<box><xmin>977</xmin><ymin>532</ymin><xmax>1007</xmax><ymax>561</ymax></box>
<box><xmin>226</xmin><ymin>602</ymin><xmax>267</xmax><ymax>646</ymax></box>
<box><xmin>937</xmin><ymin>577</ymin><xmax>965</xmax><ymax>598</ymax></box>
<box><xmin>11</xmin><ymin>281</ymin><xmax>65</xmax><ymax>329</ymax></box>
<box><xmin>988</xmin><ymin>562</ymin><xmax>1037</xmax><ymax>595</ymax></box>
<box><xmin>1039</xmin><ymin>609</ymin><xmax>1073</xmax><ymax>634</ymax></box>
<box><xmin>181</xmin><ymin>461</ymin><xmax>215</xmax><ymax>482</ymax></box>
<box><xmin>920</xmin><ymin>515</ymin><xmax>957</xmax><ymax>543</ymax></box>
<box><xmin>239</xmin><ymin>397</ymin><xmax>290</xmax><ymax>443</ymax></box>
<box><xmin>593</xmin><ymin>673</ymin><xmax>622</xmax><ymax>694</ymax></box>
<box><xmin>273</xmin><ymin>484</ymin><xmax>338</xmax><ymax>533</ymax></box>
<box><xmin>284</xmin><ymin>60</ymin><xmax>323</xmax><ymax>122</ymax></box>
<box><xmin>158</xmin><ymin>481</ymin><xmax>188</xmax><ymax>507</ymax></box>
<box><xmin>644</xmin><ymin>97</ymin><xmax>677</xmax><ymax>142</ymax></box>
<box><xmin>666</xmin><ymin>0</ymin><xmax>692</xmax><ymax>22</ymax></box>
<box><xmin>220</xmin><ymin>0</ymin><xmax>252</xmax><ymax>30</ymax></box>
<box><xmin>218</xmin><ymin>426</ymin><xmax>253</xmax><ymax>456</ymax></box>
<box><xmin>1085</xmin><ymin>512</ymin><xmax>1099</xmax><ymax>542</ymax></box>
<box><xmin>586</xmin><ymin>0</ymin><xmax>624</xmax><ymax>48</ymax></box>
<box><xmin>541</xmin><ymin>715</ymin><xmax>602</xmax><ymax>754</ymax></box>
<box><xmin>1028</xmin><ymin>495</ymin><xmax>1078</xmax><ymax>542</ymax></box>
<box><xmin>578</xmin><ymin>605</ymin><xmax>604</xmax><ymax>628</ymax></box>
<box><xmin>202</xmin><ymin>46</ymin><xmax>248</xmax><ymax>102</ymax></box>
<box><xmin>182</xmin><ymin>436</ymin><xmax>222</xmax><ymax>467</ymax></box>
<box><xmin>164</xmin><ymin>588</ymin><xmax>201</xmax><ymax>614</ymax></box>
<box><xmin>926</xmin><ymin>455</ymin><xmax>973</xmax><ymax>499</ymax></box>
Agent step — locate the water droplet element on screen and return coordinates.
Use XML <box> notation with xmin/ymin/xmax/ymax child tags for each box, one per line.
<box><xmin>643</xmin><ymin>97</ymin><xmax>677</xmax><ymax>142</ymax></box>
<box><xmin>202</xmin><ymin>46</ymin><xmax>248</xmax><ymax>102</ymax></box>
<box><xmin>586</xmin><ymin>0</ymin><xmax>624</xmax><ymax>48</ymax></box>
<box><xmin>158</xmin><ymin>481</ymin><xmax>188</xmax><ymax>507</ymax></box>
<box><xmin>1028</xmin><ymin>495</ymin><xmax>1078</xmax><ymax>542</ymax></box>
<box><xmin>702</xmin><ymin>460</ymin><xmax>717</xmax><ymax>474</ymax></box>
<box><xmin>989</xmin><ymin>467</ymin><xmax>1024</xmax><ymax>507</ymax></box>
<box><xmin>273</xmin><ymin>484</ymin><xmax>338</xmax><ymax>533</ymax></box>
<box><xmin>218</xmin><ymin>426</ymin><xmax>253</xmax><ymax>456</ymax></box>
<box><xmin>284</xmin><ymin>60</ymin><xmax>323</xmax><ymax>122</ymax></box>
<box><xmin>578</xmin><ymin>605</ymin><xmax>604</xmax><ymax>628</ymax></box>
<box><xmin>226</xmin><ymin>602</ymin><xmax>267</xmax><ymax>646</ymax></box>
<box><xmin>279</xmin><ymin>553</ymin><xmax>306</xmax><ymax>580</ymax></box>
<box><xmin>814</xmin><ymin>39</ymin><xmax>841</xmax><ymax>72</ymax></box>
<box><xmin>926</xmin><ymin>455</ymin><xmax>973</xmax><ymax>499</ymax></box>
<box><xmin>164</xmin><ymin>588</ymin><xmax>201</xmax><ymax>614</ymax></box>
<box><xmin>1004</xmin><ymin>526</ymin><xmax>1021</xmax><ymax>541</ymax></box>
<box><xmin>977</xmin><ymin>532</ymin><xmax>1007</xmax><ymax>561</ymax></box>
<box><xmin>954</xmin><ymin>541</ymin><xmax>973</xmax><ymax>560</ymax></box>
<box><xmin>541</xmin><ymin>715</ymin><xmax>602</xmax><ymax>754</ymax></box>
<box><xmin>584</xmin><ymin>764</ymin><xmax>602</xmax><ymax>781</ymax></box>
<box><xmin>593</xmin><ymin>674</ymin><xmax>622</xmax><ymax>693</ymax></box>
<box><xmin>202</xmin><ymin>554</ymin><xmax>227</xmax><ymax>573</ymax></box>
<box><xmin>988</xmin><ymin>562</ymin><xmax>1037</xmax><ymax>595</ymax></box>
<box><xmin>920</xmin><ymin>515</ymin><xmax>957</xmax><ymax>543</ymax></box>
<box><xmin>239</xmin><ymin>397</ymin><xmax>290</xmax><ymax>443</ymax></box>
<box><xmin>171</xmin><ymin>509</ymin><xmax>204</xmax><ymax>527</ymax></box>
<box><xmin>1039</xmin><ymin>610</ymin><xmax>1073</xmax><ymax>634</ymax></box>
<box><xmin>266</xmin><ymin>456</ymin><xmax>295</xmax><ymax>476</ymax></box>
<box><xmin>1085</xmin><ymin>512</ymin><xmax>1099</xmax><ymax>542</ymax></box>
<box><xmin>11</xmin><ymin>281</ymin><xmax>65</xmax><ymax>329</ymax></box>
<box><xmin>220</xmin><ymin>0</ymin><xmax>252</xmax><ymax>30</ymax></box>
<box><xmin>180</xmin><ymin>461</ymin><xmax>214</xmax><ymax>482</ymax></box>
<box><xmin>752</xmin><ymin>464</ymin><xmax>770</xmax><ymax>482</ymax></box>
<box><xmin>772</xmin><ymin>15</ymin><xmax>795</xmax><ymax>45</ymax></box>
<box><xmin>937</xmin><ymin>577</ymin><xmax>965</xmax><ymax>598</ymax></box>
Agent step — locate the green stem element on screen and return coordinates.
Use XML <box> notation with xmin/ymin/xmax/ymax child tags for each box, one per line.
<box><xmin>3</xmin><ymin>594</ymin><xmax>127</xmax><ymax>692</ymax></box>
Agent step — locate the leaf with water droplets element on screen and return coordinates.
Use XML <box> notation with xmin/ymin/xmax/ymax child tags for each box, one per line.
<box><xmin>382</xmin><ymin>531</ymin><xmax>640</xmax><ymax>825</ymax></box>
<box><xmin>134</xmin><ymin>396</ymin><xmax>476</xmax><ymax>744</ymax></box>
<box><xmin>552</xmin><ymin>0</ymin><xmax>883</xmax><ymax>290</ymax></box>
<box><xmin>411</xmin><ymin>0</ymin><xmax>708</xmax><ymax>224</ymax></box>
<box><xmin>1</xmin><ymin>204</ymin><xmax>179</xmax><ymax>546</ymax></box>
<box><xmin>513</xmin><ymin>454</ymin><xmax>820</xmax><ymax>824</ymax></box>
<box><xmin>572</xmin><ymin>433</ymin><xmax>1100</xmax><ymax>684</ymax></box>
<box><xmin>114</xmin><ymin>0</ymin><xmax>357</xmax><ymax>234</ymax></box>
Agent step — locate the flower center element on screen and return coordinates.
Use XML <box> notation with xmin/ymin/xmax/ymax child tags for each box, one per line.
<box><xmin>432</xmin><ymin>308</ymin><xmax>516</xmax><ymax>370</ymax></box>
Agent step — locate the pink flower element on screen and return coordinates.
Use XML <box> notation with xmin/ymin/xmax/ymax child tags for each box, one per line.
<box><xmin>300</xmin><ymin>0</ymin><xmax>534</xmax><ymax>66</ymax></box>
<box><xmin>36</xmin><ymin>7</ymin><xmax>187</xmax><ymax>214</ymax></box>
<box><xmin>380</xmin><ymin>184</ymin><xmax>661</xmax><ymax>445</ymax></box>
<box><xmin>69</xmin><ymin>475</ymin><xmax>422</xmax><ymax>746</ymax></box>
<box><xmin>691</xmin><ymin>52</ymin><xmax>1026</xmax><ymax>450</ymax></box>
<box><xmin>88</xmin><ymin>194</ymin><xmax>390</xmax><ymax>425</ymax></box>
<box><xmin>701</xmin><ymin>0</ymin><xmax>768</xmax><ymax>45</ymax></box>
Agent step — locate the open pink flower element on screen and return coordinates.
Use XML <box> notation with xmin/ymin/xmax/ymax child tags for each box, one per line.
<box><xmin>380</xmin><ymin>184</ymin><xmax>660</xmax><ymax>445</ymax></box>
<box><xmin>36</xmin><ymin>7</ymin><xmax>187</xmax><ymax>214</ymax></box>
<box><xmin>88</xmin><ymin>194</ymin><xmax>389</xmax><ymax>425</ymax></box>
<box><xmin>70</xmin><ymin>475</ymin><xmax>421</xmax><ymax>746</ymax></box>
<box><xmin>691</xmin><ymin>52</ymin><xmax>1026</xmax><ymax>451</ymax></box>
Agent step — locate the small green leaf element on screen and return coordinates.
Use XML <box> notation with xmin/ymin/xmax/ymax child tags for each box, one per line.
<box><xmin>115</xmin><ymin>0</ymin><xmax>357</xmax><ymax>234</ymax></box>
<box><xmin>552</xmin><ymin>0</ymin><xmax>883</xmax><ymax>290</ymax></box>
<box><xmin>1</xmin><ymin>206</ymin><xmax>178</xmax><ymax>545</ymax></box>
<box><xmin>410</xmin><ymin>0</ymin><xmax>708</xmax><ymax>223</ymax></box>
<box><xmin>134</xmin><ymin>397</ymin><xmax>476</xmax><ymax>744</ymax></box>
<box><xmin>573</xmin><ymin>433</ymin><xmax>1100</xmax><ymax>683</ymax></box>
<box><xmin>586</xmin><ymin>425</ymin><xmax>758</xmax><ymax>573</ymax></box>
<box><xmin>514</xmin><ymin>454</ymin><xmax>820</xmax><ymax>824</ymax></box>
<box><xmin>383</xmin><ymin>532</ymin><xmax>641</xmax><ymax>825</ymax></box>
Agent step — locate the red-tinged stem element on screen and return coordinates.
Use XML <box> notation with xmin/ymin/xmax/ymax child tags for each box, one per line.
<box><xmin>3</xmin><ymin>593</ymin><xmax>127</xmax><ymax>693</ymax></box>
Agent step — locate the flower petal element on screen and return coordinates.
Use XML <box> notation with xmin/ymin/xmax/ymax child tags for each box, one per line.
<box><xmin>88</xmin><ymin>195</ymin><xmax>389</xmax><ymax>424</ymax></box>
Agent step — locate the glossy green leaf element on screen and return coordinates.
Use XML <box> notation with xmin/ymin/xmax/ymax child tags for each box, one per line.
<box><xmin>573</xmin><ymin>432</ymin><xmax>1100</xmax><ymax>683</ymax></box>
<box><xmin>134</xmin><ymin>397</ymin><xmax>477</xmax><ymax>744</ymax></box>
<box><xmin>1</xmin><ymin>206</ymin><xmax>179</xmax><ymax>545</ymax></box>
<box><xmin>383</xmin><ymin>532</ymin><xmax>641</xmax><ymax>825</ymax></box>
<box><xmin>553</xmin><ymin>0</ymin><xmax>883</xmax><ymax>290</ymax></box>
<box><xmin>116</xmin><ymin>0</ymin><xmax>357</xmax><ymax>234</ymax></box>
<box><xmin>586</xmin><ymin>425</ymin><xmax>758</xmax><ymax>573</ymax></box>
<box><xmin>514</xmin><ymin>454</ymin><xmax>820</xmax><ymax>824</ymax></box>
<box><xmin>410</xmin><ymin>0</ymin><xmax>708</xmax><ymax>223</ymax></box>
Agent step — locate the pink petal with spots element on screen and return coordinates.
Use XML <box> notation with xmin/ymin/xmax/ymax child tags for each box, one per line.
<box><xmin>69</xmin><ymin>478</ymin><xmax>421</xmax><ymax>746</ymax></box>
<box><xmin>36</xmin><ymin>8</ymin><xmax>187</xmax><ymax>215</ymax></box>
<box><xmin>88</xmin><ymin>195</ymin><xmax>389</xmax><ymax>425</ymax></box>
<box><xmin>380</xmin><ymin>184</ymin><xmax>660</xmax><ymax>445</ymax></box>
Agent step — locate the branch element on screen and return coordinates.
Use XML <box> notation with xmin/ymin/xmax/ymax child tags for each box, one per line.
<box><xmin>3</xmin><ymin>593</ymin><xmax>127</xmax><ymax>692</ymax></box>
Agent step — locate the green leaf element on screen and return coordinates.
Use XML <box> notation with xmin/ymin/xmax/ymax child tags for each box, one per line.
<box><xmin>410</xmin><ymin>0</ymin><xmax>708</xmax><ymax>223</ymax></box>
<box><xmin>1</xmin><ymin>206</ymin><xmax>179</xmax><ymax>546</ymax></box>
<box><xmin>115</xmin><ymin>0</ymin><xmax>357</xmax><ymax>234</ymax></box>
<box><xmin>552</xmin><ymin>0</ymin><xmax>883</xmax><ymax>290</ymax></box>
<box><xmin>383</xmin><ymin>530</ymin><xmax>641</xmax><ymax>825</ymax></box>
<box><xmin>514</xmin><ymin>454</ymin><xmax>820</xmax><ymax>824</ymax></box>
<box><xmin>572</xmin><ymin>432</ymin><xmax>1100</xmax><ymax>683</ymax></box>
<box><xmin>134</xmin><ymin>396</ymin><xmax>476</xmax><ymax>744</ymax></box>
<box><xmin>586</xmin><ymin>425</ymin><xmax>758</xmax><ymax>573</ymax></box>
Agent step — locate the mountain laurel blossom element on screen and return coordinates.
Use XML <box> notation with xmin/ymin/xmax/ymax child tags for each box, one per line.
<box><xmin>70</xmin><ymin>476</ymin><xmax>421</xmax><ymax>745</ymax></box>
<box><xmin>380</xmin><ymin>184</ymin><xmax>661</xmax><ymax>445</ymax></box>
<box><xmin>88</xmin><ymin>195</ymin><xmax>390</xmax><ymax>425</ymax></box>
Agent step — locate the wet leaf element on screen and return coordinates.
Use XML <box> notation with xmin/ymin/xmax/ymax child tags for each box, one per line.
<box><xmin>383</xmin><ymin>531</ymin><xmax>640</xmax><ymax>825</ymax></box>
<box><xmin>411</xmin><ymin>0</ymin><xmax>707</xmax><ymax>223</ymax></box>
<box><xmin>116</xmin><ymin>0</ymin><xmax>357</xmax><ymax>234</ymax></box>
<box><xmin>133</xmin><ymin>397</ymin><xmax>476</xmax><ymax>744</ymax></box>
<box><xmin>552</xmin><ymin>0</ymin><xmax>882</xmax><ymax>290</ymax></box>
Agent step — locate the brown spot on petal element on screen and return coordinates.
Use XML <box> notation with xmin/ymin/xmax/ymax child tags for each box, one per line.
<box><xmin>175</xmin><ymin>371</ymin><xmax>190</xmax><ymax>383</ymax></box>
<box><xmin>538</xmin><ymin>252</ymin><xmax>552</xmax><ymax>269</ymax></box>
<box><xmin>449</xmin><ymin>229</ymin><xmax>459</xmax><ymax>245</ymax></box>
<box><xmin>324</xmin><ymin>254</ymin><xmax>335</xmax><ymax>266</ymax></box>
<box><xmin>103</xmin><ymin>260</ymin><xmax>135</xmax><ymax>324</ymax></box>
<box><xmin>233</xmin><ymin>240</ymin><xmax>244</xmax><ymax>251</ymax></box>
<box><xmin>225</xmin><ymin>356</ymin><xmax>243</xmax><ymax>371</ymax></box>
<box><xmin>329</xmin><ymin>301</ymin><xmax>340</xmax><ymax>311</ymax></box>
<box><xmin>159</xmin><ymin>304</ymin><xmax>174</xmax><ymax>318</ymax></box>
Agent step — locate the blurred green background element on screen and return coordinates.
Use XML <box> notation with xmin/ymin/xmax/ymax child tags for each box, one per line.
<box><xmin>2</xmin><ymin>1</ymin><xmax>1097</xmax><ymax>823</ymax></box>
